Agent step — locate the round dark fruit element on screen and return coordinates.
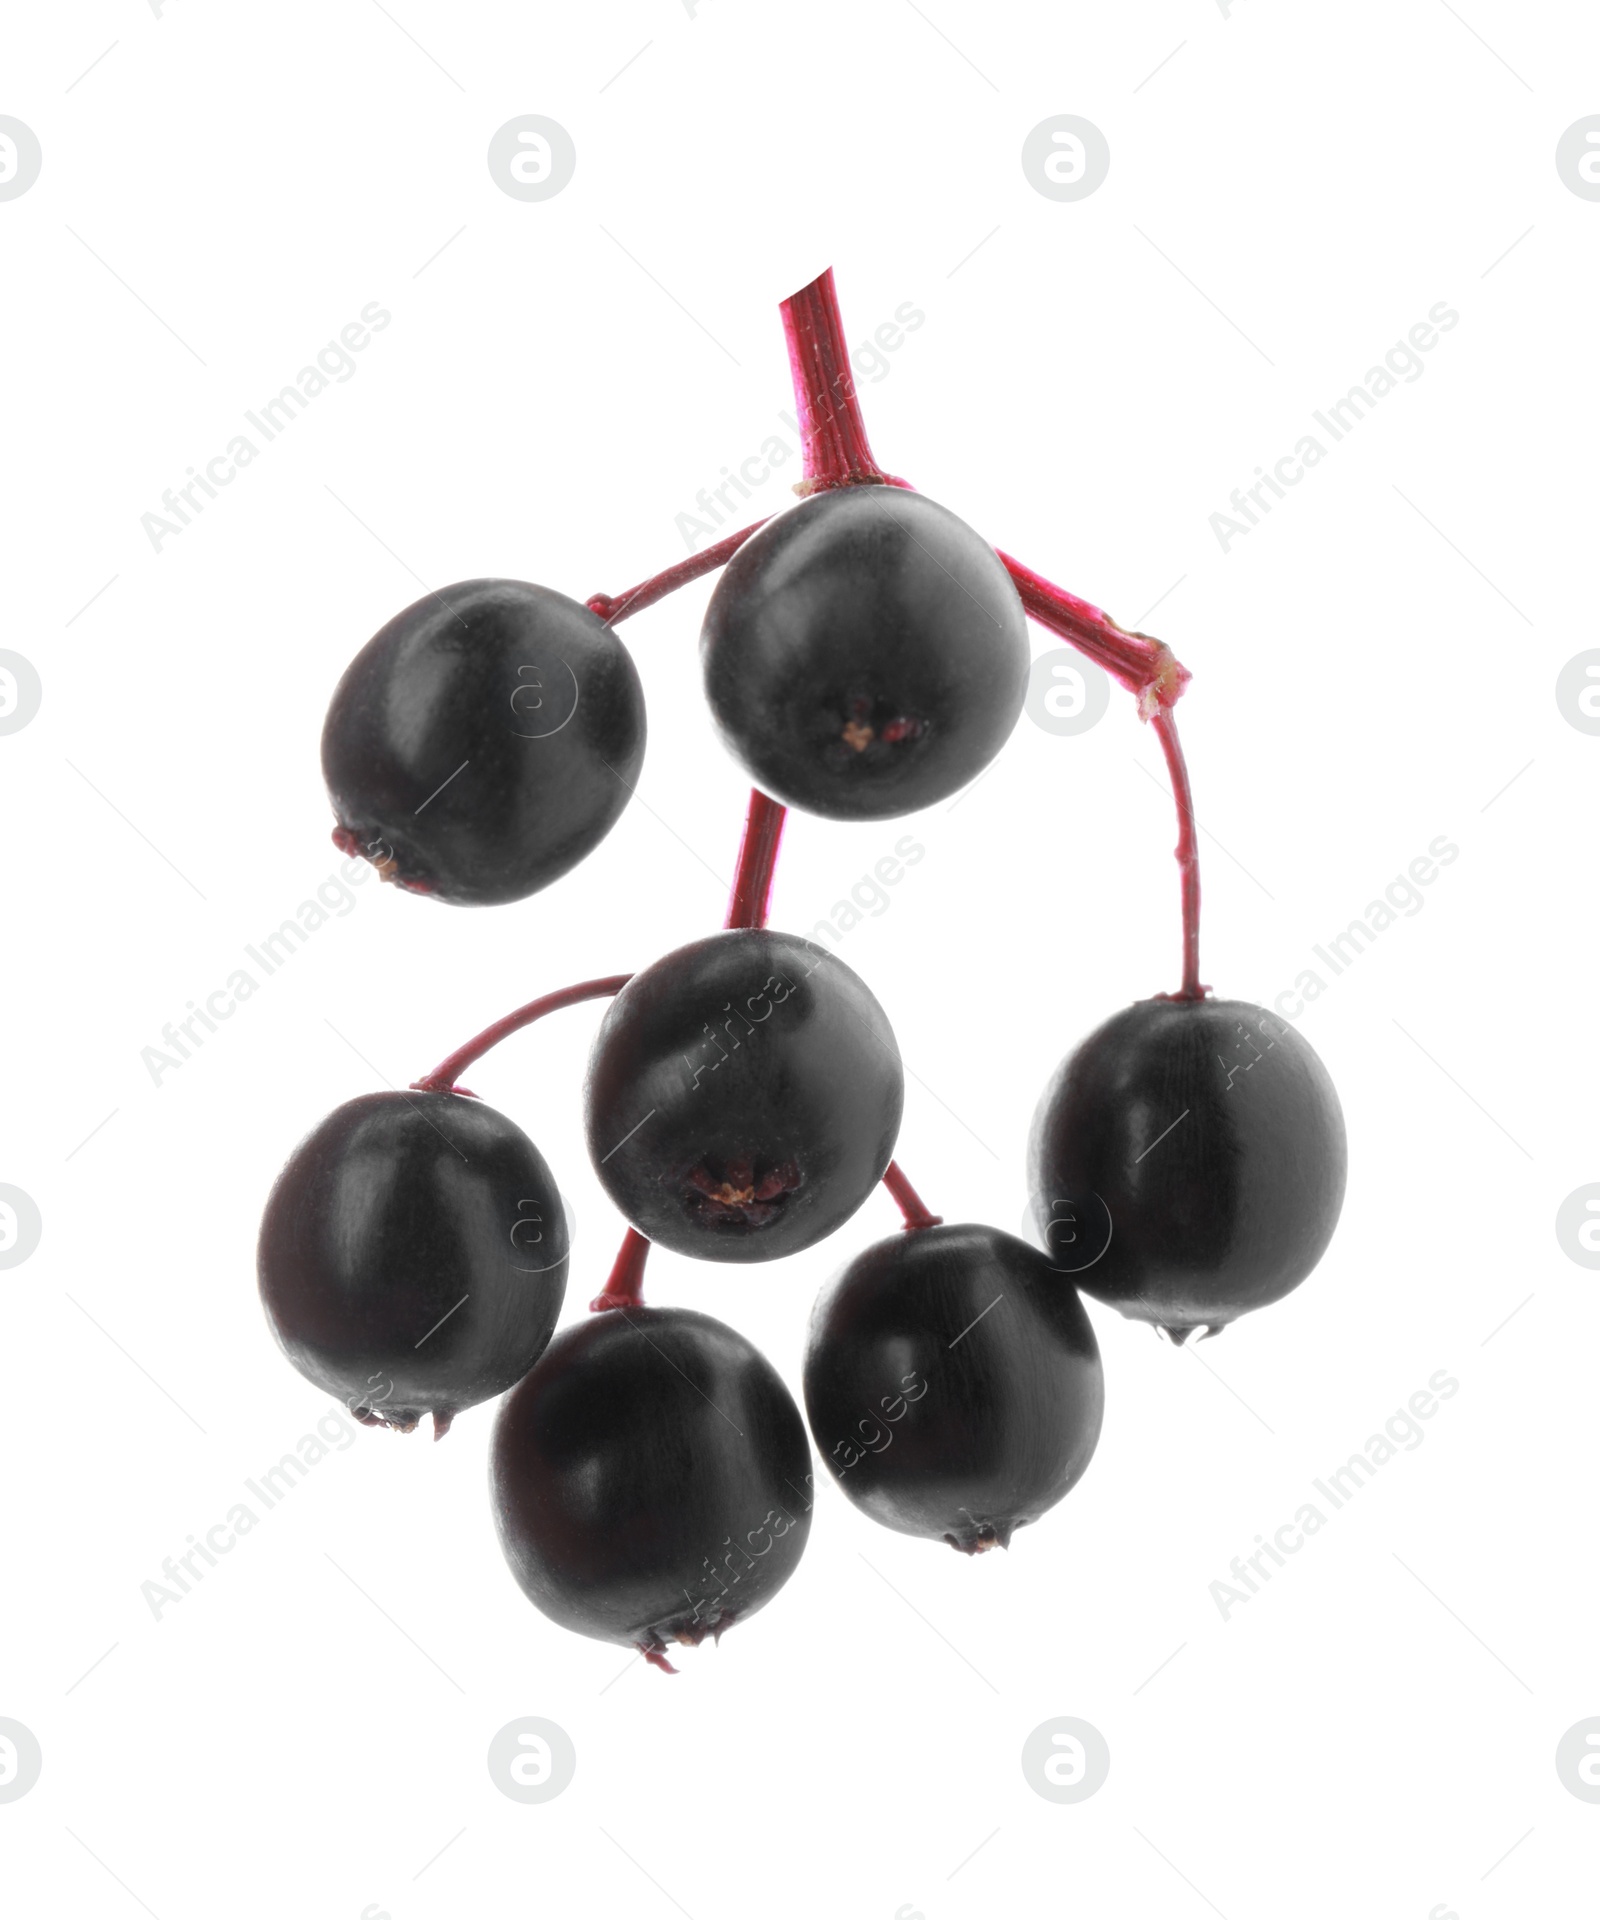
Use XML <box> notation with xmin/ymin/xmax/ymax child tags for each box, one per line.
<box><xmin>258</xmin><ymin>1091</ymin><xmax>569</xmax><ymax>1435</ymax></box>
<box><xmin>1029</xmin><ymin>998</ymin><xmax>1347</xmax><ymax>1338</ymax></box>
<box><xmin>804</xmin><ymin>1224</ymin><xmax>1103</xmax><ymax>1552</ymax></box>
<box><xmin>491</xmin><ymin>1306</ymin><xmax>812</xmax><ymax>1667</ymax></box>
<box><xmin>322</xmin><ymin>579</ymin><xmax>646</xmax><ymax>905</ymax></box>
<box><xmin>700</xmin><ymin>486</ymin><xmax>1028</xmax><ymax>820</ymax></box>
<box><xmin>583</xmin><ymin>928</ymin><xmax>903</xmax><ymax>1262</ymax></box>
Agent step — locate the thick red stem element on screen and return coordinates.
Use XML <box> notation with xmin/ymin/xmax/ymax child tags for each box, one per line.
<box><xmin>998</xmin><ymin>551</ymin><xmax>1190</xmax><ymax>711</ymax></box>
<box><xmin>411</xmin><ymin>975</ymin><xmax>631</xmax><ymax>1093</ymax></box>
<box><xmin>882</xmin><ymin>1160</ymin><xmax>943</xmax><ymax>1232</ymax></box>
<box><xmin>587</xmin><ymin>519</ymin><xmax>769</xmax><ymax>627</ymax></box>
<box><xmin>724</xmin><ymin>789</ymin><xmax>787</xmax><ymax>931</ymax></box>
<box><xmin>779</xmin><ymin>268</ymin><xmax>891</xmax><ymax>491</ymax></box>
<box><xmin>591</xmin><ymin>1228</ymin><xmax>651</xmax><ymax>1313</ymax></box>
<box><xmin>1152</xmin><ymin>711</ymin><xmax>1205</xmax><ymax>1000</ymax></box>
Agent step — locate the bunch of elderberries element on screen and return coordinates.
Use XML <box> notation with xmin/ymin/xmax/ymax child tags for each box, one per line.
<box><xmin>257</xmin><ymin>270</ymin><xmax>1345</xmax><ymax>1673</ymax></box>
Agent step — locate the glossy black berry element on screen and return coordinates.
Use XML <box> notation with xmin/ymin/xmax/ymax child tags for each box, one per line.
<box><xmin>700</xmin><ymin>487</ymin><xmax>1028</xmax><ymax>820</ymax></box>
<box><xmin>583</xmin><ymin>929</ymin><xmax>903</xmax><ymax>1261</ymax></box>
<box><xmin>804</xmin><ymin>1224</ymin><xmax>1103</xmax><ymax>1552</ymax></box>
<box><xmin>258</xmin><ymin>1091</ymin><xmax>568</xmax><ymax>1435</ymax></box>
<box><xmin>491</xmin><ymin>1306</ymin><xmax>812</xmax><ymax>1666</ymax></box>
<box><xmin>322</xmin><ymin>580</ymin><xmax>645</xmax><ymax>906</ymax></box>
<box><xmin>1029</xmin><ymin>998</ymin><xmax>1346</xmax><ymax>1338</ymax></box>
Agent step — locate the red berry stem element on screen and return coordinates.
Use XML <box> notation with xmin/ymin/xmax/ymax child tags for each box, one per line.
<box><xmin>996</xmin><ymin>551</ymin><xmax>1191</xmax><ymax>711</ymax></box>
<box><xmin>1153</xmin><ymin>709</ymin><xmax>1205</xmax><ymax>1000</ymax></box>
<box><xmin>590</xmin><ymin>1227</ymin><xmax>651</xmax><ymax>1313</ymax></box>
<box><xmin>586</xmin><ymin>518</ymin><xmax>769</xmax><ymax>627</ymax></box>
<box><xmin>882</xmin><ymin>1159</ymin><xmax>943</xmax><ymax>1232</ymax></box>
<box><xmin>780</xmin><ymin>268</ymin><xmax>893</xmax><ymax>491</ymax></box>
<box><xmin>411</xmin><ymin>974</ymin><xmax>633</xmax><ymax>1093</ymax></box>
<box><xmin>724</xmin><ymin>788</ymin><xmax>788</xmax><ymax>931</ymax></box>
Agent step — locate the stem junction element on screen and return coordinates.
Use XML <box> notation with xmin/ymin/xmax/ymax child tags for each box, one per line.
<box><xmin>591</xmin><ymin>1228</ymin><xmax>651</xmax><ymax>1313</ymax></box>
<box><xmin>586</xmin><ymin>519</ymin><xmax>768</xmax><ymax>627</ymax></box>
<box><xmin>779</xmin><ymin>268</ymin><xmax>894</xmax><ymax>492</ymax></box>
<box><xmin>882</xmin><ymin>1161</ymin><xmax>943</xmax><ymax>1232</ymax></box>
<box><xmin>781</xmin><ymin>266</ymin><xmax>1205</xmax><ymax>999</ymax></box>
<box><xmin>412</xmin><ymin>975</ymin><xmax>632</xmax><ymax>1094</ymax></box>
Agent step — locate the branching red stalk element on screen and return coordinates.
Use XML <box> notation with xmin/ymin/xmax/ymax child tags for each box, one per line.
<box><xmin>780</xmin><ymin>268</ymin><xmax>893</xmax><ymax>491</ymax></box>
<box><xmin>591</xmin><ymin>1227</ymin><xmax>651</xmax><ymax>1313</ymax></box>
<box><xmin>782</xmin><ymin>267</ymin><xmax>1205</xmax><ymax>999</ymax></box>
<box><xmin>587</xmin><ymin>518</ymin><xmax>769</xmax><ymax>627</ymax></box>
<box><xmin>724</xmin><ymin>789</ymin><xmax>787</xmax><ymax>931</ymax></box>
<box><xmin>882</xmin><ymin>1160</ymin><xmax>943</xmax><ymax>1232</ymax></box>
<box><xmin>412</xmin><ymin>975</ymin><xmax>632</xmax><ymax>1094</ymax></box>
<box><xmin>549</xmin><ymin>273</ymin><xmax>1195</xmax><ymax>1330</ymax></box>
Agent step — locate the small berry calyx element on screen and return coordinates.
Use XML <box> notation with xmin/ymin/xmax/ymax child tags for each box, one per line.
<box><xmin>838</xmin><ymin>694</ymin><xmax>926</xmax><ymax>756</ymax></box>
<box><xmin>685</xmin><ymin>1155</ymin><xmax>803</xmax><ymax>1229</ymax></box>
<box><xmin>330</xmin><ymin>823</ymin><xmax>437</xmax><ymax>895</ymax></box>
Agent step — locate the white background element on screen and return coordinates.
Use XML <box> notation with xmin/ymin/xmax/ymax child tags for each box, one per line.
<box><xmin>1</xmin><ymin>3</ymin><xmax>1595</xmax><ymax>1916</ymax></box>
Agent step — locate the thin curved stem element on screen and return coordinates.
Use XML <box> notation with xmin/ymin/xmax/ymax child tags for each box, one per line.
<box><xmin>587</xmin><ymin>518</ymin><xmax>769</xmax><ymax>626</ymax></box>
<box><xmin>724</xmin><ymin>789</ymin><xmax>787</xmax><ymax>931</ymax></box>
<box><xmin>1152</xmin><ymin>711</ymin><xmax>1205</xmax><ymax>1000</ymax></box>
<box><xmin>591</xmin><ymin>1227</ymin><xmax>651</xmax><ymax>1313</ymax></box>
<box><xmin>779</xmin><ymin>268</ymin><xmax>892</xmax><ymax>490</ymax></box>
<box><xmin>882</xmin><ymin>1160</ymin><xmax>943</xmax><ymax>1232</ymax></box>
<box><xmin>411</xmin><ymin>975</ymin><xmax>632</xmax><ymax>1093</ymax></box>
